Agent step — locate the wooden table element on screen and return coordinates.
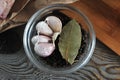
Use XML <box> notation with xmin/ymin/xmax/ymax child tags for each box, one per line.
<box><xmin>0</xmin><ymin>25</ymin><xmax>120</xmax><ymax>80</ymax></box>
<box><xmin>0</xmin><ymin>0</ymin><xmax>120</xmax><ymax>79</ymax></box>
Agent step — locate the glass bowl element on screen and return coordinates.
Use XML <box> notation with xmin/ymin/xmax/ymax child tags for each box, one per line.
<box><xmin>23</xmin><ymin>4</ymin><xmax>96</xmax><ymax>74</ymax></box>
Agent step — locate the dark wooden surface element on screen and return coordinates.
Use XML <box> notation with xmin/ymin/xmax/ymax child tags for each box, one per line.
<box><xmin>0</xmin><ymin>26</ymin><xmax>120</xmax><ymax>80</ymax></box>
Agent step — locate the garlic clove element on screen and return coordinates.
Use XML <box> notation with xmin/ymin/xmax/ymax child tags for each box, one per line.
<box><xmin>34</xmin><ymin>42</ymin><xmax>55</xmax><ymax>57</ymax></box>
<box><xmin>31</xmin><ymin>35</ymin><xmax>51</xmax><ymax>45</ymax></box>
<box><xmin>36</xmin><ymin>21</ymin><xmax>53</xmax><ymax>36</ymax></box>
<box><xmin>45</xmin><ymin>16</ymin><xmax>62</xmax><ymax>33</ymax></box>
<box><xmin>37</xmin><ymin>35</ymin><xmax>51</xmax><ymax>43</ymax></box>
<box><xmin>31</xmin><ymin>35</ymin><xmax>39</xmax><ymax>45</ymax></box>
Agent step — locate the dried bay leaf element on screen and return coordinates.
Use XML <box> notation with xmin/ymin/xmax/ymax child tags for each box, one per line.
<box><xmin>58</xmin><ymin>19</ymin><xmax>82</xmax><ymax>64</ymax></box>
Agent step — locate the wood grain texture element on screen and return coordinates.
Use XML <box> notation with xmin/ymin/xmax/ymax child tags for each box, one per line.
<box><xmin>0</xmin><ymin>1</ymin><xmax>120</xmax><ymax>79</ymax></box>
<box><xmin>0</xmin><ymin>26</ymin><xmax>120</xmax><ymax>80</ymax></box>
<box><xmin>71</xmin><ymin>0</ymin><xmax>120</xmax><ymax>55</ymax></box>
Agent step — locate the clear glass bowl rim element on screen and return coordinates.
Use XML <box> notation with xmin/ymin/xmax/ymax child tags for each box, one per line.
<box><xmin>23</xmin><ymin>4</ymin><xmax>96</xmax><ymax>74</ymax></box>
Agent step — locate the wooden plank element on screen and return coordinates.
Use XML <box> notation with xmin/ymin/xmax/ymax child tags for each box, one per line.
<box><xmin>70</xmin><ymin>0</ymin><xmax>120</xmax><ymax>55</ymax></box>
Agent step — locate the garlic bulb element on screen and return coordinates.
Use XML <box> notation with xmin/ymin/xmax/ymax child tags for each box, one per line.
<box><xmin>34</xmin><ymin>42</ymin><xmax>55</xmax><ymax>57</ymax></box>
<box><xmin>31</xmin><ymin>35</ymin><xmax>51</xmax><ymax>45</ymax></box>
<box><xmin>36</xmin><ymin>21</ymin><xmax>53</xmax><ymax>36</ymax></box>
<box><xmin>32</xmin><ymin>16</ymin><xmax>63</xmax><ymax>57</ymax></box>
<box><xmin>45</xmin><ymin>16</ymin><xmax>62</xmax><ymax>33</ymax></box>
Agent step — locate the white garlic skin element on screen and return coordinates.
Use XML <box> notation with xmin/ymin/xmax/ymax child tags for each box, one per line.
<box><xmin>36</xmin><ymin>21</ymin><xmax>53</xmax><ymax>36</ymax></box>
<box><xmin>52</xmin><ymin>32</ymin><xmax>60</xmax><ymax>40</ymax></box>
<box><xmin>45</xmin><ymin>16</ymin><xmax>62</xmax><ymax>33</ymax></box>
<box><xmin>52</xmin><ymin>32</ymin><xmax>60</xmax><ymax>45</ymax></box>
<box><xmin>31</xmin><ymin>35</ymin><xmax>51</xmax><ymax>45</ymax></box>
<box><xmin>34</xmin><ymin>42</ymin><xmax>55</xmax><ymax>57</ymax></box>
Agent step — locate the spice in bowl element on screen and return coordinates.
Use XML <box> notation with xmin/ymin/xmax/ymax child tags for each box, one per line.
<box><xmin>31</xmin><ymin>11</ymin><xmax>86</xmax><ymax>66</ymax></box>
<box><xmin>23</xmin><ymin>4</ymin><xmax>96</xmax><ymax>74</ymax></box>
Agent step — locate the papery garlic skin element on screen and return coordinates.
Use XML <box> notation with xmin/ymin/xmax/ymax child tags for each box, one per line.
<box><xmin>52</xmin><ymin>32</ymin><xmax>60</xmax><ymax>45</ymax></box>
<box><xmin>45</xmin><ymin>16</ymin><xmax>62</xmax><ymax>33</ymax></box>
<box><xmin>36</xmin><ymin>21</ymin><xmax>53</xmax><ymax>36</ymax></box>
<box><xmin>31</xmin><ymin>35</ymin><xmax>51</xmax><ymax>45</ymax></box>
<box><xmin>34</xmin><ymin>42</ymin><xmax>55</xmax><ymax>57</ymax></box>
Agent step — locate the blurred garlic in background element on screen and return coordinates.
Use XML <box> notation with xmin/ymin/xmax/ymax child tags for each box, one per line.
<box><xmin>0</xmin><ymin>0</ymin><xmax>78</xmax><ymax>33</ymax></box>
